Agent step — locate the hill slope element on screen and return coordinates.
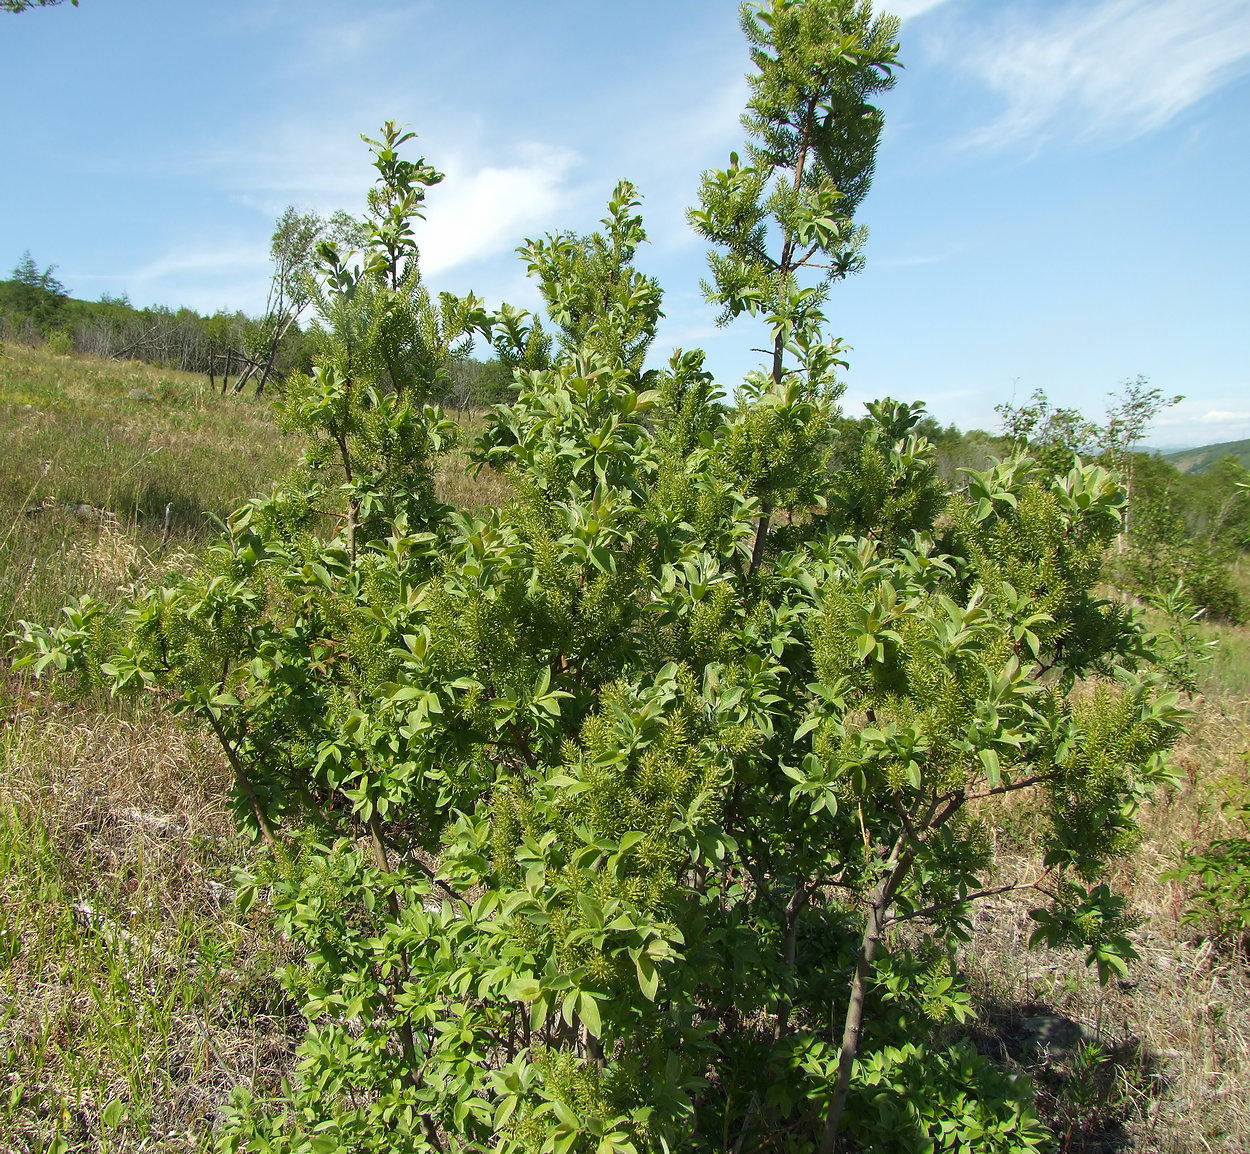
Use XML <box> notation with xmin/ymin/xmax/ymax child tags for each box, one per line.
<box><xmin>1163</xmin><ymin>437</ymin><xmax>1250</xmax><ymax>473</ymax></box>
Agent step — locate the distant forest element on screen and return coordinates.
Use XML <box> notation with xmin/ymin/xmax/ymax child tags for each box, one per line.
<box><xmin>0</xmin><ymin>248</ymin><xmax>513</xmax><ymax>408</ymax></box>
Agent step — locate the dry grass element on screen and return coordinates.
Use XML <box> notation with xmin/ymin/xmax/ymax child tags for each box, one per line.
<box><xmin>434</xmin><ymin>414</ymin><xmax>514</xmax><ymax>512</ymax></box>
<box><xmin>0</xmin><ymin>691</ymin><xmax>303</xmax><ymax>1153</ymax></box>
<box><xmin>0</xmin><ymin>343</ymin><xmax>299</xmax><ymax>634</ymax></box>
<box><xmin>961</xmin><ymin>684</ymin><xmax>1250</xmax><ymax>1153</ymax></box>
<box><xmin>0</xmin><ymin>344</ymin><xmax>307</xmax><ymax>1151</ymax></box>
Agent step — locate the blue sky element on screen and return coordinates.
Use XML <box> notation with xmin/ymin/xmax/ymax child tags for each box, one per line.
<box><xmin>3</xmin><ymin>0</ymin><xmax>1248</xmax><ymax>447</ymax></box>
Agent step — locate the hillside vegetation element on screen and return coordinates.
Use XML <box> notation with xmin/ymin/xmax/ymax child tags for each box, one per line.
<box><xmin>1163</xmin><ymin>438</ymin><xmax>1250</xmax><ymax>475</ymax></box>
<box><xmin>0</xmin><ymin>343</ymin><xmax>299</xmax><ymax>635</ymax></box>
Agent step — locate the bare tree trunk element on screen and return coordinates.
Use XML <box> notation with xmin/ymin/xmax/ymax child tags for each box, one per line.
<box><xmin>255</xmin><ymin>310</ymin><xmax>297</xmax><ymax>396</ymax></box>
<box><xmin>749</xmin><ymin>503</ymin><xmax>773</xmax><ymax>577</ymax></box>
<box><xmin>231</xmin><ymin>358</ymin><xmax>258</xmax><ymax>395</ymax></box>
<box><xmin>773</xmin><ymin>883</ymin><xmax>812</xmax><ymax>1039</ymax></box>
<box><xmin>821</xmin><ymin>883</ymin><xmax>889</xmax><ymax>1153</ymax></box>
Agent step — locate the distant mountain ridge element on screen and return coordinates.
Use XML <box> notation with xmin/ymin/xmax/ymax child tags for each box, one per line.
<box><xmin>1162</xmin><ymin>438</ymin><xmax>1250</xmax><ymax>474</ymax></box>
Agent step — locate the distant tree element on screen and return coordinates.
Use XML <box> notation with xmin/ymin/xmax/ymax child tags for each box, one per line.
<box><xmin>236</xmin><ymin>206</ymin><xmax>366</xmax><ymax>396</ymax></box>
<box><xmin>2</xmin><ymin>0</ymin><xmax>78</xmax><ymax>11</ymax></box>
<box><xmin>1100</xmin><ymin>375</ymin><xmax>1182</xmax><ymax>549</ymax></box>
<box><xmin>440</xmin><ymin>354</ymin><xmax>513</xmax><ymax>413</ymax></box>
<box><xmin>1</xmin><ymin>251</ymin><xmax>70</xmax><ymax>335</ymax></box>
<box><xmin>998</xmin><ymin>378</ymin><xmax>1181</xmax><ymax>554</ymax></box>
<box><xmin>11</xmin><ymin>250</ymin><xmax>67</xmax><ymax>298</ymax></box>
<box><xmin>1123</xmin><ymin>450</ymin><xmax>1246</xmax><ymax>623</ymax></box>
<box><xmin>996</xmin><ymin>387</ymin><xmax>1099</xmax><ymax>472</ymax></box>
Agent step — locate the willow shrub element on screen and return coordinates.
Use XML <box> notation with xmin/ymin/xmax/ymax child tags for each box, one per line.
<box><xmin>17</xmin><ymin>7</ymin><xmax>1188</xmax><ymax>1152</ymax></box>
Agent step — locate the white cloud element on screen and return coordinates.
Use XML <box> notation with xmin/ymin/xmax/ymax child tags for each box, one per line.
<box><xmin>419</xmin><ymin>144</ymin><xmax>582</xmax><ymax>277</ymax></box>
<box><xmin>193</xmin><ymin>122</ymin><xmax>385</xmax><ymax>219</ymax></box>
<box><xmin>127</xmin><ymin>245</ymin><xmax>268</xmax><ymax>283</ymax></box>
<box><xmin>954</xmin><ymin>0</ymin><xmax>1250</xmax><ymax>150</ymax></box>
<box><xmin>883</xmin><ymin>0</ymin><xmax>957</xmax><ymax>21</ymax></box>
<box><xmin>108</xmin><ymin>244</ymin><xmax>272</xmax><ymax>314</ymax></box>
<box><xmin>1198</xmin><ymin>410</ymin><xmax>1250</xmax><ymax>424</ymax></box>
<box><xmin>1151</xmin><ymin>401</ymin><xmax>1250</xmax><ymax>446</ymax></box>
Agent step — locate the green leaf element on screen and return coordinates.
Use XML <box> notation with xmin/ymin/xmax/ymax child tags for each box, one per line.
<box><xmin>551</xmin><ymin>1099</ymin><xmax>580</xmax><ymax>1130</ymax></box>
<box><xmin>506</xmin><ymin>976</ymin><xmax>542</xmax><ymax>1003</ymax></box>
<box><xmin>979</xmin><ymin>747</ymin><xmax>1003</xmax><ymax>788</ymax></box>
<box><xmin>100</xmin><ymin>1098</ymin><xmax>125</xmax><ymax>1129</ymax></box>
<box><xmin>635</xmin><ymin>954</ymin><xmax>659</xmax><ymax>1002</ymax></box>
<box><xmin>578</xmin><ymin>991</ymin><xmax>603</xmax><ymax>1038</ymax></box>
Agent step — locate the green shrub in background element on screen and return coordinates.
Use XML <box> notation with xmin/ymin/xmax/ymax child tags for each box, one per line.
<box><xmin>18</xmin><ymin>4</ymin><xmax>1190</xmax><ymax>1151</ymax></box>
<box><xmin>1124</xmin><ymin>454</ymin><xmax>1247</xmax><ymax>624</ymax></box>
<box><xmin>1165</xmin><ymin>763</ymin><xmax>1250</xmax><ymax>951</ymax></box>
<box><xmin>997</xmin><ymin>384</ymin><xmax>1250</xmax><ymax>625</ymax></box>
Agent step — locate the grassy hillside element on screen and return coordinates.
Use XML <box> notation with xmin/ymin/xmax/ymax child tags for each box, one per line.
<box><xmin>0</xmin><ymin>342</ymin><xmax>300</xmax><ymax>635</ymax></box>
<box><xmin>1163</xmin><ymin>437</ymin><xmax>1250</xmax><ymax>474</ymax></box>
<box><xmin>0</xmin><ymin>343</ymin><xmax>306</xmax><ymax>1152</ymax></box>
<box><xmin>2</xmin><ymin>346</ymin><xmax>1249</xmax><ymax>1152</ymax></box>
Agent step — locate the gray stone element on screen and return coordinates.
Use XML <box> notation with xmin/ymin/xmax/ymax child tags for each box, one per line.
<box><xmin>1013</xmin><ymin>1015</ymin><xmax>1090</xmax><ymax>1061</ymax></box>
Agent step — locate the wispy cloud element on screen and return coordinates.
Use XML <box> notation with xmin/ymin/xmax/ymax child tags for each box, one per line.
<box><xmin>1152</xmin><ymin>401</ymin><xmax>1250</xmax><ymax>446</ymax></box>
<box><xmin>876</xmin><ymin>252</ymin><xmax>950</xmax><ymax>269</ymax></box>
<box><xmin>127</xmin><ymin>245</ymin><xmax>268</xmax><ymax>283</ymax></box>
<box><xmin>192</xmin><ymin>118</ymin><xmax>391</xmax><ymax>219</ymax></box>
<box><xmin>105</xmin><ymin>244</ymin><xmax>272</xmax><ymax>313</ymax></box>
<box><xmin>883</xmin><ymin>0</ymin><xmax>958</xmax><ymax>22</ymax></box>
<box><xmin>952</xmin><ymin>0</ymin><xmax>1250</xmax><ymax>150</ymax></box>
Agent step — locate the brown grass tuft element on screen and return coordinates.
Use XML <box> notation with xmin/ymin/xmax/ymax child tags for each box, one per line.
<box><xmin>0</xmin><ymin>693</ymin><xmax>303</xmax><ymax>1153</ymax></box>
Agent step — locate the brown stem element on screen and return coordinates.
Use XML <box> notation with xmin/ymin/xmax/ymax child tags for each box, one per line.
<box><xmin>891</xmin><ymin>869</ymin><xmax>1053</xmax><ymax>926</ymax></box>
<box><xmin>333</xmin><ymin>431</ymin><xmax>358</xmax><ymax>560</ymax></box>
<box><xmin>748</xmin><ymin>502</ymin><xmax>774</xmax><ymax>578</ymax></box>
<box><xmin>821</xmin><ymin>878</ymin><xmax>890</xmax><ymax>1154</ymax></box>
<box><xmin>773</xmin><ymin>882</ymin><xmax>814</xmax><ymax>1039</ymax></box>
<box><xmin>202</xmin><ymin>707</ymin><xmax>278</xmax><ymax>851</ymax></box>
<box><xmin>771</xmin><ymin>331</ymin><xmax>788</xmax><ymax>389</ymax></box>
<box><xmin>405</xmin><ymin>852</ymin><xmax>468</xmax><ymax>906</ymax></box>
<box><xmin>365</xmin><ymin>812</ymin><xmax>425</xmax><ymax>1109</ymax></box>
<box><xmin>962</xmin><ymin>770</ymin><xmax>1058</xmax><ymax>804</ymax></box>
<box><xmin>731</xmin><ymin>1091</ymin><xmax>761</xmax><ymax>1154</ymax></box>
<box><xmin>366</xmin><ymin>812</ymin><xmax>392</xmax><ymax>873</ymax></box>
<box><xmin>822</xmin><ymin>794</ymin><xmax>966</xmax><ymax>1151</ymax></box>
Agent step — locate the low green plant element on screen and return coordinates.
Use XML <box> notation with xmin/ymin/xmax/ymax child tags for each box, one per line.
<box><xmin>43</xmin><ymin>328</ymin><xmax>74</xmax><ymax>356</ymax></box>
<box><xmin>1164</xmin><ymin>762</ymin><xmax>1250</xmax><ymax>949</ymax></box>
<box><xmin>1051</xmin><ymin>1041</ymin><xmax>1131</xmax><ymax>1154</ymax></box>
<box><xmin>842</xmin><ymin>1040</ymin><xmax>1049</xmax><ymax>1153</ymax></box>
